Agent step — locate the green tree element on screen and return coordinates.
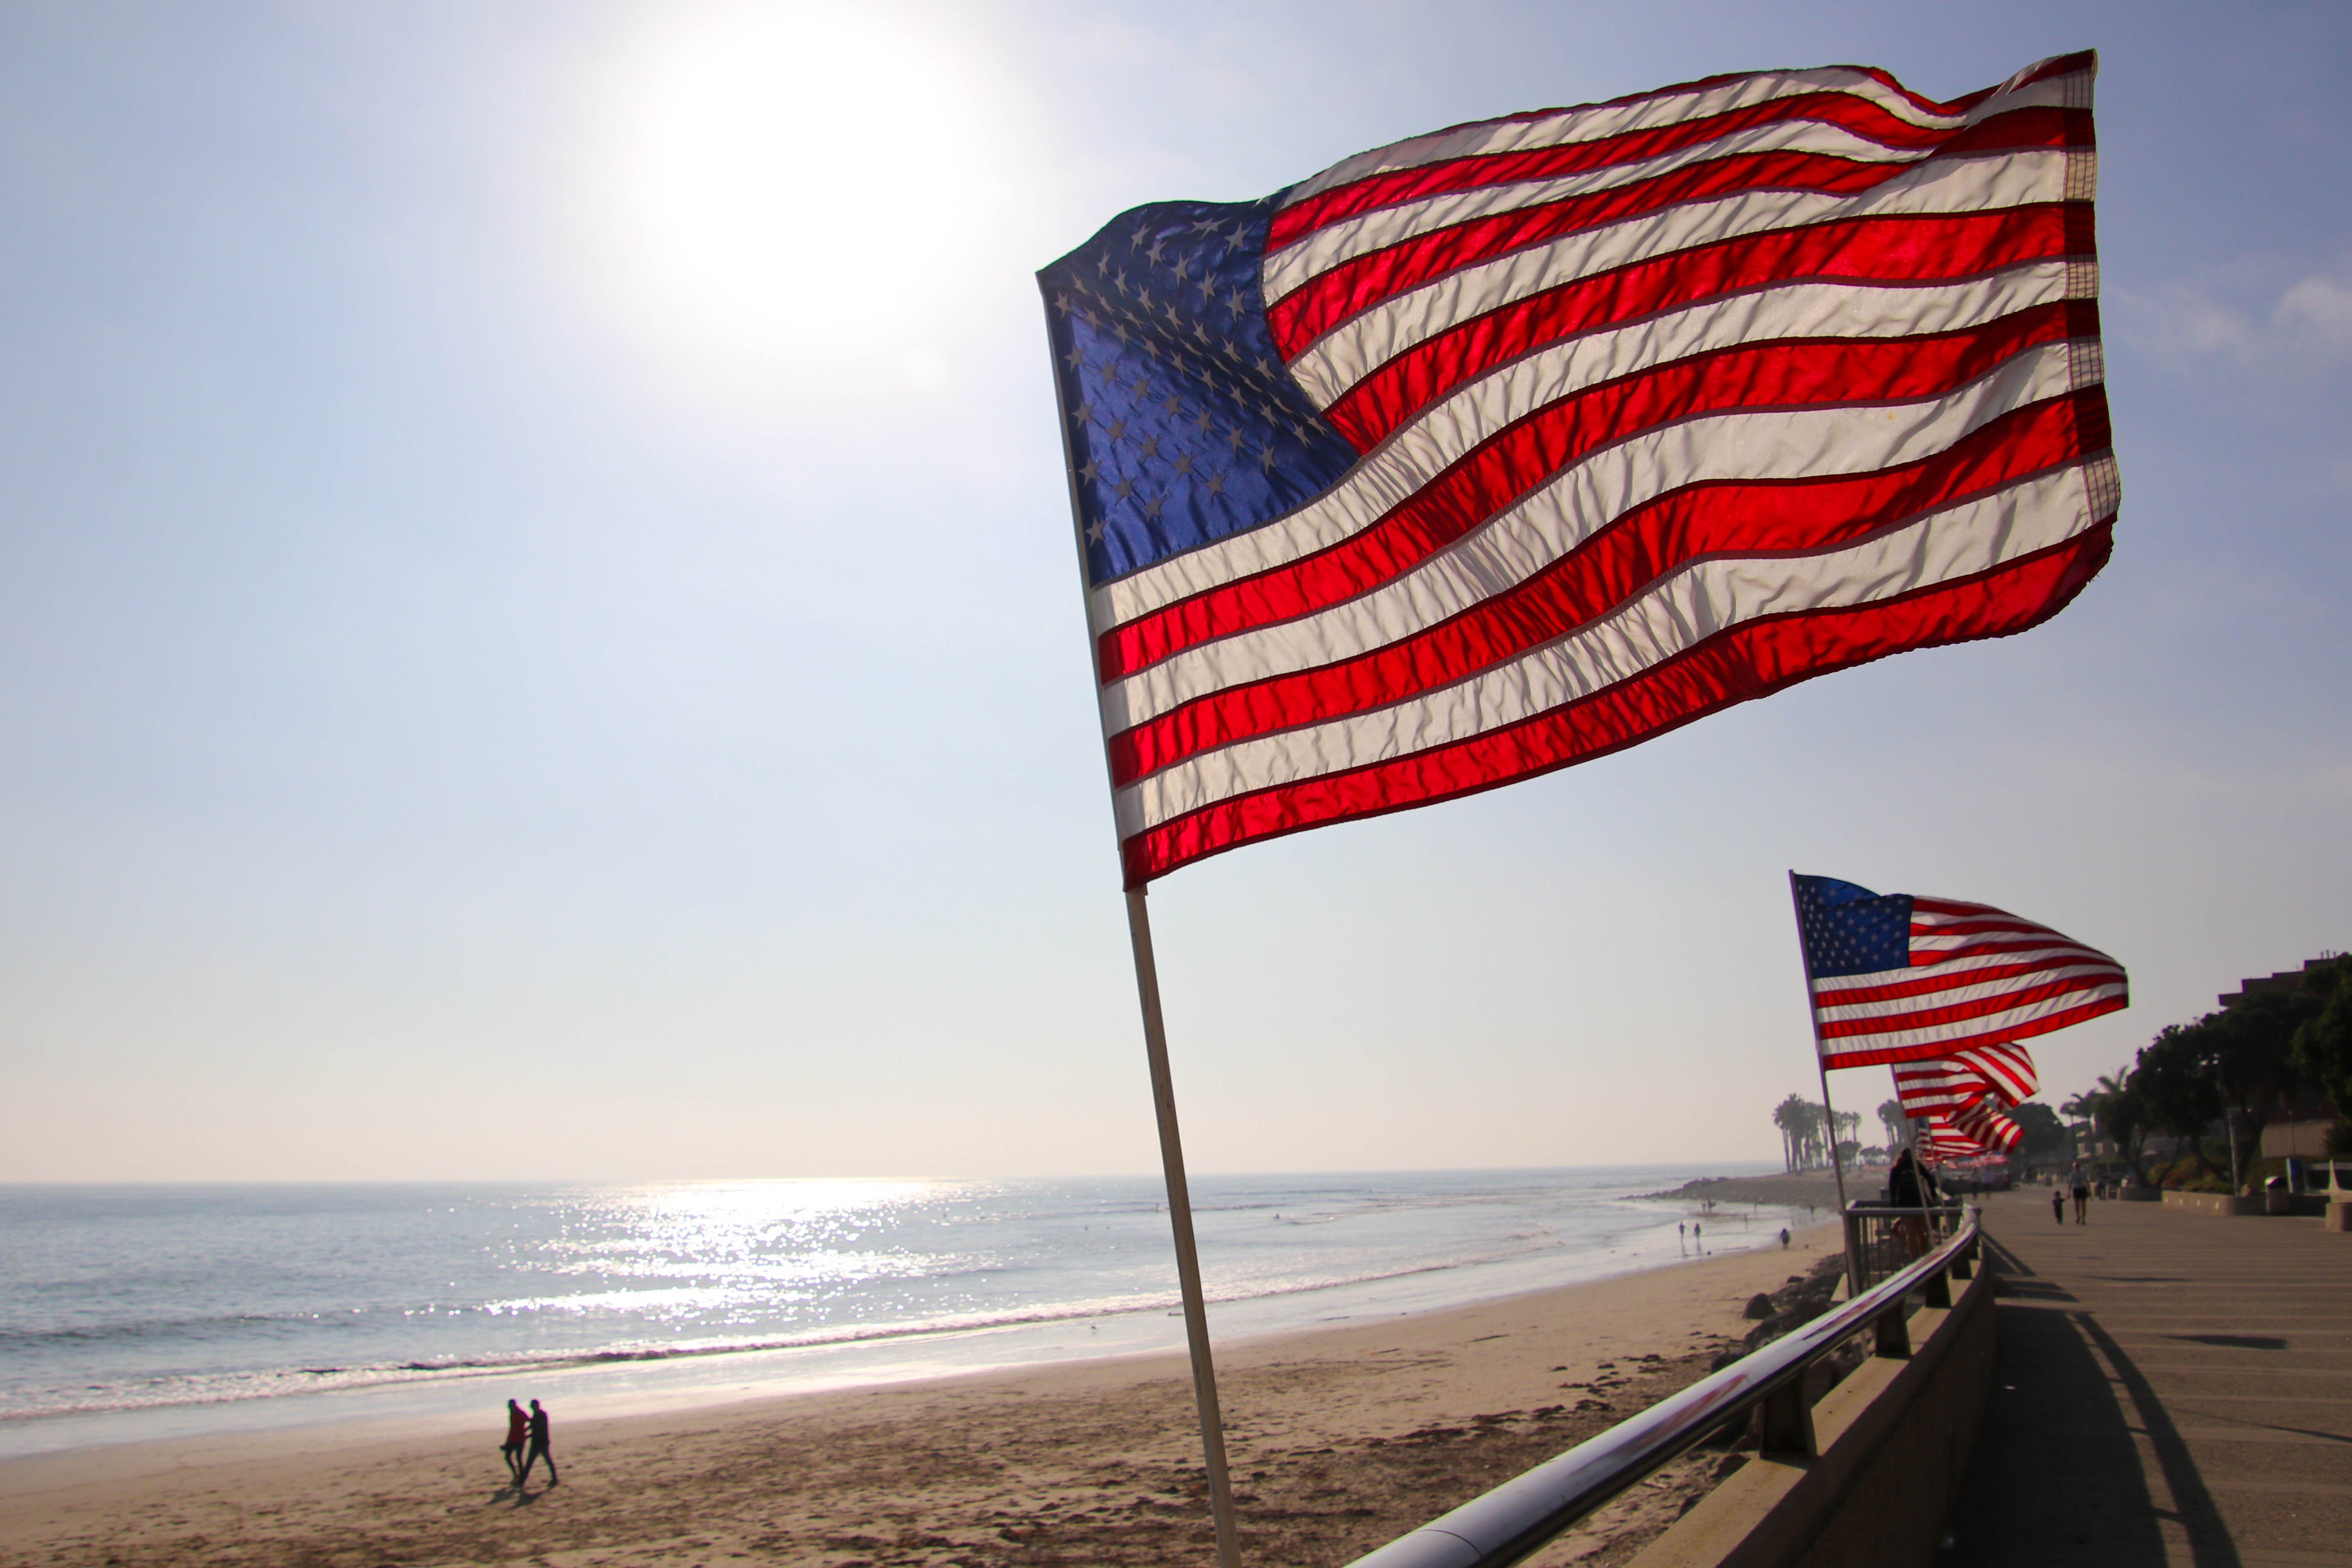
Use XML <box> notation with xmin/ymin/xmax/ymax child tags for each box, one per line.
<box><xmin>2090</xmin><ymin>1071</ymin><xmax>2153</xmax><ymax>1184</ymax></box>
<box><xmin>2290</xmin><ymin>956</ymin><xmax>2352</xmax><ymax>1148</ymax></box>
<box><xmin>2009</xmin><ymin>1100</ymin><xmax>2068</xmax><ymax>1163</ymax></box>
<box><xmin>2207</xmin><ymin>990</ymin><xmax>2316</xmax><ymax>1188</ymax></box>
<box><xmin>2132</xmin><ymin>1023</ymin><xmax>2227</xmax><ymax>1180</ymax></box>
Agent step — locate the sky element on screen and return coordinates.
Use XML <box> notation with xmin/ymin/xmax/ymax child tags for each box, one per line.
<box><xmin>1</xmin><ymin>0</ymin><xmax>2346</xmax><ymax>1181</ymax></box>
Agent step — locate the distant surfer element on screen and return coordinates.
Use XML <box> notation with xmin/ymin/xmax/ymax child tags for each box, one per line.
<box><xmin>500</xmin><ymin>1399</ymin><xmax>527</xmax><ymax>1482</ymax></box>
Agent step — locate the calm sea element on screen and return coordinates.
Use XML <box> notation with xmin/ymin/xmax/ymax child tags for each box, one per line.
<box><xmin>0</xmin><ymin>1166</ymin><xmax>1807</xmax><ymax>1457</ymax></box>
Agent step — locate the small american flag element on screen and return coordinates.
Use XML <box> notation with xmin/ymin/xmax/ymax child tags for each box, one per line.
<box><xmin>1794</xmin><ymin>874</ymin><xmax>2126</xmax><ymax>1070</ymax></box>
<box><xmin>1041</xmin><ymin>53</ymin><xmax>2115</xmax><ymax>887</ymax></box>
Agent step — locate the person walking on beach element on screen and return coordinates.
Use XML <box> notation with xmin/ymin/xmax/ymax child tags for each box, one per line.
<box><xmin>1779</xmin><ymin>1227</ymin><xmax>1790</xmax><ymax>1250</ymax></box>
<box><xmin>2070</xmin><ymin>1163</ymin><xmax>2092</xmax><ymax>1225</ymax></box>
<box><xmin>518</xmin><ymin>1398</ymin><xmax>559</xmax><ymax>1487</ymax></box>
<box><xmin>499</xmin><ymin>1399</ymin><xmax>528</xmax><ymax>1482</ymax></box>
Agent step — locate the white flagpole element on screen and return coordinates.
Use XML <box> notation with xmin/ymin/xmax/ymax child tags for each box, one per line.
<box><xmin>1787</xmin><ymin>872</ymin><xmax>1856</xmax><ymax>1295</ymax></box>
<box><xmin>1040</xmin><ymin>288</ymin><xmax>1243</xmax><ymax>1568</ymax></box>
<box><xmin>1126</xmin><ymin>887</ymin><xmax>1245</xmax><ymax>1568</ymax></box>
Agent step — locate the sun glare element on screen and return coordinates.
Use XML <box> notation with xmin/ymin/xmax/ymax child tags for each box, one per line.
<box><xmin>637</xmin><ymin>9</ymin><xmax>975</xmax><ymax>343</ymax></box>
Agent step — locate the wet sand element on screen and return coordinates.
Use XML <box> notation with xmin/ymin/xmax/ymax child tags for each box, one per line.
<box><xmin>0</xmin><ymin>1224</ymin><xmax>1838</xmax><ymax>1568</ymax></box>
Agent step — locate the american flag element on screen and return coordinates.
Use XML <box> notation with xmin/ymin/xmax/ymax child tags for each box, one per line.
<box><xmin>1919</xmin><ymin>1101</ymin><xmax>2024</xmax><ymax>1158</ymax></box>
<box><xmin>1794</xmin><ymin>874</ymin><xmax>2127</xmax><ymax>1071</ymax></box>
<box><xmin>1893</xmin><ymin>1044</ymin><xmax>2040</xmax><ymax>1116</ymax></box>
<box><xmin>1898</xmin><ymin>1049</ymin><xmax>2036</xmax><ymax>1157</ymax></box>
<box><xmin>1040</xmin><ymin>53</ymin><xmax>2115</xmax><ymax>887</ymax></box>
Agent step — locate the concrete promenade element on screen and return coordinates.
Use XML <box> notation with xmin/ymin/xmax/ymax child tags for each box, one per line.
<box><xmin>1946</xmin><ymin>1186</ymin><xmax>2352</xmax><ymax>1567</ymax></box>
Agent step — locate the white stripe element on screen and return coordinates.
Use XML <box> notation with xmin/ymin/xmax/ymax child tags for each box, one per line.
<box><xmin>1820</xmin><ymin>980</ymin><xmax>2128</xmax><ymax>1057</ymax></box>
<box><xmin>1263</xmin><ymin>74</ymin><xmax>2081</xmax><ymax>307</ymax></box>
<box><xmin>1113</xmin><ymin>460</ymin><xmax>2104</xmax><ymax>836</ymax></box>
<box><xmin>1274</xmin><ymin>65</ymin><xmax>2002</xmax><ymax>214</ymax></box>
<box><xmin>1813</xmin><ymin>961</ymin><xmax>2129</xmax><ymax>1026</ymax></box>
<box><xmin>1282</xmin><ymin>148</ymin><xmax>2079</xmax><ymax>412</ymax></box>
<box><xmin>1094</xmin><ymin>170</ymin><xmax>2087</xmax><ymax>639</ymax></box>
<box><xmin>1103</xmin><ymin>328</ymin><xmax>2080</xmax><ymax>732</ymax></box>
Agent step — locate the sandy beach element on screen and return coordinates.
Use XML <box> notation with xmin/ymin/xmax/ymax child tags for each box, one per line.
<box><xmin>0</xmin><ymin>1225</ymin><xmax>1837</xmax><ymax>1568</ymax></box>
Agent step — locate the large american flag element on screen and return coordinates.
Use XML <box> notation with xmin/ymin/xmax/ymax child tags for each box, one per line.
<box><xmin>1794</xmin><ymin>874</ymin><xmax>2127</xmax><ymax>1071</ymax></box>
<box><xmin>1041</xmin><ymin>53</ymin><xmax>2116</xmax><ymax>887</ymax></box>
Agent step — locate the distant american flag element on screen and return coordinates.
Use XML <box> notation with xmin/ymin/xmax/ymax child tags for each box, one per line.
<box><xmin>1795</xmin><ymin>874</ymin><xmax>2126</xmax><ymax>1070</ymax></box>
<box><xmin>1918</xmin><ymin>1102</ymin><xmax>2021</xmax><ymax>1159</ymax></box>
<box><xmin>1893</xmin><ymin>1044</ymin><xmax>2039</xmax><ymax>1115</ymax></box>
<box><xmin>1897</xmin><ymin>1048</ymin><xmax>2036</xmax><ymax>1157</ymax></box>
<box><xmin>1041</xmin><ymin>53</ymin><xmax>2116</xmax><ymax>886</ymax></box>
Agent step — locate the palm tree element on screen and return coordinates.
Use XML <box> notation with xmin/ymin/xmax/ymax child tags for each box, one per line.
<box><xmin>1771</xmin><ymin>1094</ymin><xmax>1812</xmax><ymax>1171</ymax></box>
<box><xmin>2061</xmin><ymin>1085</ymin><xmax>2108</xmax><ymax>1160</ymax></box>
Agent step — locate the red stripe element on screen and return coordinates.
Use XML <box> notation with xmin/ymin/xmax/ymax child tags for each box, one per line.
<box><xmin>1815</xmin><ymin>952</ymin><xmax>2122</xmax><ymax>1012</ymax></box>
<box><xmin>1108</xmin><ymin>393</ymin><xmax>2095</xmax><ymax>786</ymax></box>
<box><xmin>1099</xmin><ymin>300</ymin><xmax>2097</xmax><ymax>685</ymax></box>
<box><xmin>1267</xmin><ymin>107</ymin><xmax>2091</xmax><ymax>355</ymax></box>
<box><xmin>1118</xmin><ymin>520</ymin><xmax>2112</xmax><ymax>885</ymax></box>
<box><xmin>1322</xmin><ymin>205</ymin><xmax>2091</xmax><ymax>449</ymax></box>
<box><xmin>1271</xmin><ymin>90</ymin><xmax>1972</xmax><ymax>255</ymax></box>
<box><xmin>1817</xmin><ymin>993</ymin><xmax>2128</xmax><ymax>1070</ymax></box>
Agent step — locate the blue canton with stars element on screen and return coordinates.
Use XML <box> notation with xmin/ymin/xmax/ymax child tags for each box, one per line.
<box><xmin>1038</xmin><ymin>198</ymin><xmax>1361</xmax><ymax>588</ymax></box>
<box><xmin>1793</xmin><ymin>875</ymin><xmax>1915</xmax><ymax>978</ymax></box>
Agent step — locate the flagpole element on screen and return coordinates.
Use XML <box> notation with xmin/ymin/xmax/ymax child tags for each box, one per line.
<box><xmin>1126</xmin><ymin>887</ymin><xmax>1246</xmax><ymax>1568</ymax></box>
<box><xmin>1787</xmin><ymin>872</ymin><xmax>1856</xmax><ymax>1295</ymax></box>
<box><xmin>1038</xmin><ymin>286</ymin><xmax>1243</xmax><ymax>1568</ymax></box>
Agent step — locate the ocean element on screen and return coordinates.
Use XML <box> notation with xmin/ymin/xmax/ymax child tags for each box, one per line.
<box><xmin>0</xmin><ymin>1165</ymin><xmax>1810</xmax><ymax>1458</ymax></box>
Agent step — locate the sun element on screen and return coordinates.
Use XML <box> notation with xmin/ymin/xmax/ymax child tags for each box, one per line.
<box><xmin>634</xmin><ymin>8</ymin><xmax>975</xmax><ymax>344</ymax></box>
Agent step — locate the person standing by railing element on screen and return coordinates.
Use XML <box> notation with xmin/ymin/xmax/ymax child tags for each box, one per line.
<box><xmin>1889</xmin><ymin>1149</ymin><xmax>1930</xmax><ymax>1258</ymax></box>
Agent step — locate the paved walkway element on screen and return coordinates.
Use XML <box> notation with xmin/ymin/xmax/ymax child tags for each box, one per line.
<box><xmin>1947</xmin><ymin>1186</ymin><xmax>2352</xmax><ymax>1568</ymax></box>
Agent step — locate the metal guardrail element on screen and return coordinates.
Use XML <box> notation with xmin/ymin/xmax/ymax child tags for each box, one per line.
<box><xmin>1842</xmin><ymin>1203</ymin><xmax>1966</xmax><ymax>1292</ymax></box>
<box><xmin>1342</xmin><ymin>1207</ymin><xmax>1983</xmax><ymax>1568</ymax></box>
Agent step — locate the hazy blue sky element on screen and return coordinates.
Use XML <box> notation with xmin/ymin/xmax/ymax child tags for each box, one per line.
<box><xmin>3</xmin><ymin>0</ymin><xmax>2345</xmax><ymax>1180</ymax></box>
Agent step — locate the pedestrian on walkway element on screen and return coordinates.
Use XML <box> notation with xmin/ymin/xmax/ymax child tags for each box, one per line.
<box><xmin>2070</xmin><ymin>1162</ymin><xmax>2091</xmax><ymax>1224</ymax></box>
<box><xmin>2051</xmin><ymin>1183</ymin><xmax>2065</xmax><ymax>1224</ymax></box>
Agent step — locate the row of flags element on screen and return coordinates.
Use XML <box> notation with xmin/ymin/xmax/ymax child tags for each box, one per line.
<box><xmin>1796</xmin><ymin>875</ymin><xmax>2127</xmax><ymax>1158</ymax></box>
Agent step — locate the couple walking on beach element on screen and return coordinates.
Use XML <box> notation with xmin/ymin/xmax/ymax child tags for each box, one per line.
<box><xmin>500</xmin><ymin>1399</ymin><xmax>558</xmax><ymax>1487</ymax></box>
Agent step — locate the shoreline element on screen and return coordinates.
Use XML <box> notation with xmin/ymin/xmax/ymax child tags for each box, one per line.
<box><xmin>0</xmin><ymin>1176</ymin><xmax>1820</xmax><ymax>1464</ymax></box>
<box><xmin>0</xmin><ymin>1221</ymin><xmax>1840</xmax><ymax>1567</ymax></box>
